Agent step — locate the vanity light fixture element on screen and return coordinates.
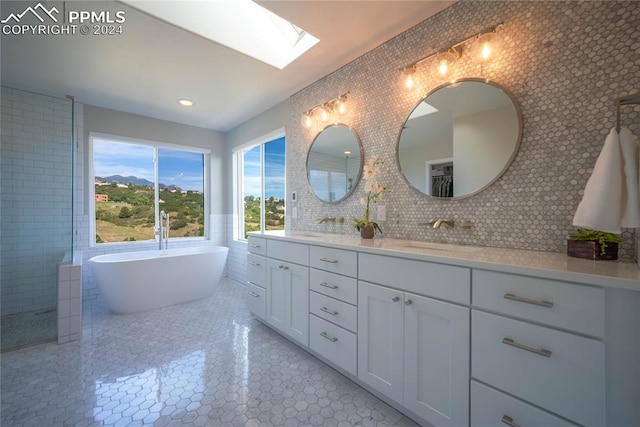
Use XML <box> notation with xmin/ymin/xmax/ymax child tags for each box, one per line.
<box><xmin>301</xmin><ymin>92</ymin><xmax>350</xmax><ymax>129</ymax></box>
<box><xmin>400</xmin><ymin>22</ymin><xmax>504</xmax><ymax>88</ymax></box>
<box><xmin>178</xmin><ymin>99</ymin><xmax>194</xmax><ymax>107</ymax></box>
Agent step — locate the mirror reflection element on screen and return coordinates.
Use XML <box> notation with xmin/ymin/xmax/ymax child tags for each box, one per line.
<box><xmin>397</xmin><ymin>79</ymin><xmax>522</xmax><ymax>199</ymax></box>
<box><xmin>307</xmin><ymin>124</ymin><xmax>363</xmax><ymax>203</ymax></box>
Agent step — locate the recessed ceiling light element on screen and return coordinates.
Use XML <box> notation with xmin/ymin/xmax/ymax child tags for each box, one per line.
<box><xmin>122</xmin><ymin>0</ymin><xmax>319</xmax><ymax>69</ymax></box>
<box><xmin>179</xmin><ymin>99</ymin><xmax>194</xmax><ymax>107</ymax></box>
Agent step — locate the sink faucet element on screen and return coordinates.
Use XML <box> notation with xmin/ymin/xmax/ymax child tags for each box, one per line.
<box><xmin>419</xmin><ymin>219</ymin><xmax>454</xmax><ymax>229</ymax></box>
<box><xmin>318</xmin><ymin>217</ymin><xmax>336</xmax><ymax>224</ymax></box>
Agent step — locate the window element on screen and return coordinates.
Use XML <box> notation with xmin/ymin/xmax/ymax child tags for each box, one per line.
<box><xmin>91</xmin><ymin>134</ymin><xmax>208</xmax><ymax>245</ymax></box>
<box><xmin>234</xmin><ymin>133</ymin><xmax>285</xmax><ymax>239</ymax></box>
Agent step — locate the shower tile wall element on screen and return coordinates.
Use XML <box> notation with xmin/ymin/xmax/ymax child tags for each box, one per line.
<box><xmin>287</xmin><ymin>0</ymin><xmax>640</xmax><ymax>258</ymax></box>
<box><xmin>1</xmin><ymin>86</ymin><xmax>74</xmax><ymax>315</ymax></box>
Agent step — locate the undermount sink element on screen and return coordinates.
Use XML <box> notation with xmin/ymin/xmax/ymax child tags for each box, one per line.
<box><xmin>389</xmin><ymin>241</ymin><xmax>483</xmax><ymax>253</ymax></box>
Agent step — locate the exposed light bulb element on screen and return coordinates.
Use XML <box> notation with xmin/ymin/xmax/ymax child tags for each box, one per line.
<box><xmin>336</xmin><ymin>99</ymin><xmax>347</xmax><ymax>114</ymax></box>
<box><xmin>320</xmin><ymin>106</ymin><xmax>329</xmax><ymax>122</ymax></box>
<box><xmin>472</xmin><ymin>32</ymin><xmax>503</xmax><ymax>63</ymax></box>
<box><xmin>481</xmin><ymin>42</ymin><xmax>492</xmax><ymax>60</ymax></box>
<box><xmin>301</xmin><ymin>112</ymin><xmax>313</xmax><ymax>129</ymax></box>
<box><xmin>430</xmin><ymin>51</ymin><xmax>457</xmax><ymax>80</ymax></box>
<box><xmin>437</xmin><ymin>60</ymin><xmax>448</xmax><ymax>76</ymax></box>
<box><xmin>405</xmin><ymin>73</ymin><xmax>414</xmax><ymax>89</ymax></box>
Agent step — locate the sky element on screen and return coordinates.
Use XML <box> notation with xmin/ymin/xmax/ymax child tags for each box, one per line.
<box><xmin>243</xmin><ymin>136</ymin><xmax>286</xmax><ymax>198</ymax></box>
<box><xmin>93</xmin><ymin>139</ymin><xmax>205</xmax><ymax>192</ymax></box>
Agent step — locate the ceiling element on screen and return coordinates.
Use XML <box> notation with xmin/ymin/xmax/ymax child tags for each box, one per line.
<box><xmin>1</xmin><ymin>0</ymin><xmax>455</xmax><ymax>132</ymax></box>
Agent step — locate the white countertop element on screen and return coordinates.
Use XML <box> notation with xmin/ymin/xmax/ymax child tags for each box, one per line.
<box><xmin>251</xmin><ymin>231</ymin><xmax>640</xmax><ymax>292</ymax></box>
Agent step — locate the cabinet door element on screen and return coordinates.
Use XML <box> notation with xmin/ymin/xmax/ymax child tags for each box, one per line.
<box><xmin>267</xmin><ymin>258</ymin><xmax>309</xmax><ymax>346</ymax></box>
<box><xmin>358</xmin><ymin>281</ymin><xmax>404</xmax><ymax>403</ymax></box>
<box><xmin>266</xmin><ymin>258</ymin><xmax>288</xmax><ymax>332</ymax></box>
<box><xmin>404</xmin><ymin>293</ymin><xmax>469</xmax><ymax>427</ymax></box>
<box><xmin>286</xmin><ymin>262</ymin><xmax>309</xmax><ymax>347</ymax></box>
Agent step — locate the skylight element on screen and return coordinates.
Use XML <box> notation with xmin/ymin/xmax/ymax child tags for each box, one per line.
<box><xmin>122</xmin><ymin>0</ymin><xmax>319</xmax><ymax>69</ymax></box>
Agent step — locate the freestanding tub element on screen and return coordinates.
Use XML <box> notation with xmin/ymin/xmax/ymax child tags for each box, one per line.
<box><xmin>89</xmin><ymin>245</ymin><xmax>228</xmax><ymax>314</ymax></box>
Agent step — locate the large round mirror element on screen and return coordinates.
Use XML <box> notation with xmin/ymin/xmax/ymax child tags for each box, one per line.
<box><xmin>397</xmin><ymin>79</ymin><xmax>522</xmax><ymax>199</ymax></box>
<box><xmin>307</xmin><ymin>124</ymin><xmax>363</xmax><ymax>203</ymax></box>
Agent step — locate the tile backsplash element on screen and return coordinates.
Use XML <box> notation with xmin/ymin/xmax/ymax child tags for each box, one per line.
<box><xmin>287</xmin><ymin>0</ymin><xmax>640</xmax><ymax>259</ymax></box>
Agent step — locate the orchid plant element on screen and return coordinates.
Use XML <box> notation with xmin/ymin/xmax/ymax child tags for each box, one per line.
<box><xmin>352</xmin><ymin>156</ymin><xmax>388</xmax><ymax>235</ymax></box>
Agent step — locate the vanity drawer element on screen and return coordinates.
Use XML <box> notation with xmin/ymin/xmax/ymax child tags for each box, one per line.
<box><xmin>246</xmin><ymin>282</ymin><xmax>266</xmax><ymax>320</ymax></box>
<box><xmin>310</xmin><ymin>245</ymin><xmax>357</xmax><ymax>278</ymax></box>
<box><xmin>310</xmin><ymin>268</ymin><xmax>357</xmax><ymax>305</ymax></box>
<box><xmin>471</xmin><ymin>381</ymin><xmax>576</xmax><ymax>427</ymax></box>
<box><xmin>472</xmin><ymin>310</ymin><xmax>605</xmax><ymax>427</ymax></box>
<box><xmin>310</xmin><ymin>291</ymin><xmax>357</xmax><ymax>333</ymax></box>
<box><xmin>267</xmin><ymin>240</ymin><xmax>309</xmax><ymax>265</ymax></box>
<box><xmin>247</xmin><ymin>254</ymin><xmax>266</xmax><ymax>288</ymax></box>
<box><xmin>247</xmin><ymin>236</ymin><xmax>266</xmax><ymax>256</ymax></box>
<box><xmin>359</xmin><ymin>253</ymin><xmax>470</xmax><ymax>304</ymax></box>
<box><xmin>309</xmin><ymin>314</ymin><xmax>357</xmax><ymax>376</ymax></box>
<box><xmin>472</xmin><ymin>270</ymin><xmax>605</xmax><ymax>337</ymax></box>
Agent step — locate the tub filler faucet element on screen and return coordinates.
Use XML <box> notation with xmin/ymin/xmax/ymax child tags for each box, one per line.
<box><xmin>156</xmin><ymin>210</ymin><xmax>170</xmax><ymax>250</ymax></box>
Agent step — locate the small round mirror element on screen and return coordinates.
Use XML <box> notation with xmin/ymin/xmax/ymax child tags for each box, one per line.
<box><xmin>397</xmin><ymin>79</ymin><xmax>522</xmax><ymax>199</ymax></box>
<box><xmin>307</xmin><ymin>124</ymin><xmax>363</xmax><ymax>203</ymax></box>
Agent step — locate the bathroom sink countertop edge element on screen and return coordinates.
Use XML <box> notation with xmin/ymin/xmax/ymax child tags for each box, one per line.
<box><xmin>249</xmin><ymin>231</ymin><xmax>640</xmax><ymax>292</ymax></box>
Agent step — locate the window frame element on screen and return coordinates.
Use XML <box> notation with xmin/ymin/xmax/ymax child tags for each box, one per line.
<box><xmin>232</xmin><ymin>128</ymin><xmax>286</xmax><ymax>241</ymax></box>
<box><xmin>89</xmin><ymin>132</ymin><xmax>211</xmax><ymax>248</ymax></box>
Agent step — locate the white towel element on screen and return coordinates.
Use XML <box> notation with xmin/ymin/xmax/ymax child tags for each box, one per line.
<box><xmin>619</xmin><ymin>127</ymin><xmax>640</xmax><ymax>228</ymax></box>
<box><xmin>572</xmin><ymin>128</ymin><xmax>623</xmax><ymax>233</ymax></box>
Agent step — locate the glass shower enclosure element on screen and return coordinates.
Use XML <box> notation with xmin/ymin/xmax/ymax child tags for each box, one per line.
<box><xmin>0</xmin><ymin>86</ymin><xmax>75</xmax><ymax>351</ymax></box>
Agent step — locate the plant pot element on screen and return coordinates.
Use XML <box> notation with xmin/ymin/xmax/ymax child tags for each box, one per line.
<box><xmin>567</xmin><ymin>239</ymin><xmax>618</xmax><ymax>260</ymax></box>
<box><xmin>360</xmin><ymin>225</ymin><xmax>375</xmax><ymax>239</ymax></box>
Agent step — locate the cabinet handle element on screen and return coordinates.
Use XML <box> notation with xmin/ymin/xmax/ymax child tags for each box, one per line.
<box><xmin>502</xmin><ymin>337</ymin><xmax>552</xmax><ymax>358</ymax></box>
<box><xmin>278</xmin><ymin>265</ymin><xmax>289</xmax><ymax>270</ymax></box>
<box><xmin>501</xmin><ymin>415</ymin><xmax>521</xmax><ymax>427</ymax></box>
<box><xmin>249</xmin><ymin>292</ymin><xmax>260</xmax><ymax>298</ymax></box>
<box><xmin>392</xmin><ymin>296</ymin><xmax>400</xmax><ymax>302</ymax></box>
<box><xmin>320</xmin><ymin>307</ymin><xmax>338</xmax><ymax>316</ymax></box>
<box><xmin>404</xmin><ymin>299</ymin><xmax>413</xmax><ymax>306</ymax></box>
<box><xmin>319</xmin><ymin>257</ymin><xmax>339</xmax><ymax>263</ymax></box>
<box><xmin>249</xmin><ymin>244</ymin><xmax>261</xmax><ymax>248</ymax></box>
<box><xmin>248</xmin><ymin>261</ymin><xmax>260</xmax><ymax>266</ymax></box>
<box><xmin>319</xmin><ymin>282</ymin><xmax>338</xmax><ymax>290</ymax></box>
<box><xmin>504</xmin><ymin>293</ymin><xmax>554</xmax><ymax>308</ymax></box>
<box><xmin>320</xmin><ymin>331</ymin><xmax>338</xmax><ymax>342</ymax></box>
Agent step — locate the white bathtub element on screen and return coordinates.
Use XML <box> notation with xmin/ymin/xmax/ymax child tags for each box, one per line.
<box><xmin>89</xmin><ymin>245</ymin><xmax>229</xmax><ymax>314</ymax></box>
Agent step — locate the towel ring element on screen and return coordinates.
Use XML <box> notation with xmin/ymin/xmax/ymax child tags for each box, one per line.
<box><xmin>616</xmin><ymin>92</ymin><xmax>640</xmax><ymax>132</ymax></box>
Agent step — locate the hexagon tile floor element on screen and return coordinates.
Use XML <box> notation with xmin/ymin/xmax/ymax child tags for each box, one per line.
<box><xmin>1</xmin><ymin>278</ymin><xmax>420</xmax><ymax>427</ymax></box>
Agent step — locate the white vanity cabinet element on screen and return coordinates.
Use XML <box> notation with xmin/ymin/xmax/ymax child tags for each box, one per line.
<box><xmin>471</xmin><ymin>270</ymin><xmax>606</xmax><ymax>427</ymax></box>
<box><xmin>308</xmin><ymin>245</ymin><xmax>358</xmax><ymax>376</ymax></box>
<box><xmin>265</xmin><ymin>240</ymin><xmax>309</xmax><ymax>347</ymax></box>
<box><xmin>246</xmin><ymin>236</ymin><xmax>267</xmax><ymax>321</ymax></box>
<box><xmin>358</xmin><ymin>254</ymin><xmax>471</xmax><ymax>427</ymax></box>
<box><xmin>247</xmin><ymin>233</ymin><xmax>639</xmax><ymax>427</ymax></box>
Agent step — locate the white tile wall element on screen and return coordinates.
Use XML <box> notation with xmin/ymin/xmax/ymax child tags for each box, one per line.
<box><xmin>1</xmin><ymin>86</ymin><xmax>74</xmax><ymax>315</ymax></box>
<box><xmin>57</xmin><ymin>262</ymin><xmax>82</xmax><ymax>344</ymax></box>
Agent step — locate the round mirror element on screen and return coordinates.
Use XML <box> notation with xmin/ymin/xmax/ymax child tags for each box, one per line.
<box><xmin>397</xmin><ymin>79</ymin><xmax>522</xmax><ymax>199</ymax></box>
<box><xmin>307</xmin><ymin>124</ymin><xmax>363</xmax><ymax>203</ymax></box>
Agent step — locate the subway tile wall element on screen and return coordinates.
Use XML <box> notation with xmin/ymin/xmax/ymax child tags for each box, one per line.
<box><xmin>1</xmin><ymin>86</ymin><xmax>74</xmax><ymax>315</ymax></box>
<box><xmin>287</xmin><ymin>0</ymin><xmax>640</xmax><ymax>259</ymax></box>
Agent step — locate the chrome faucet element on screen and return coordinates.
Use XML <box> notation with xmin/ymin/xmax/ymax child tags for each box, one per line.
<box><xmin>433</xmin><ymin>219</ymin><xmax>454</xmax><ymax>229</ymax></box>
<box><xmin>419</xmin><ymin>219</ymin><xmax>455</xmax><ymax>229</ymax></box>
<box><xmin>318</xmin><ymin>217</ymin><xmax>336</xmax><ymax>224</ymax></box>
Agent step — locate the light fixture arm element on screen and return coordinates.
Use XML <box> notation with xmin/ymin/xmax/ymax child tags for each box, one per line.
<box><xmin>399</xmin><ymin>22</ymin><xmax>503</xmax><ymax>72</ymax></box>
